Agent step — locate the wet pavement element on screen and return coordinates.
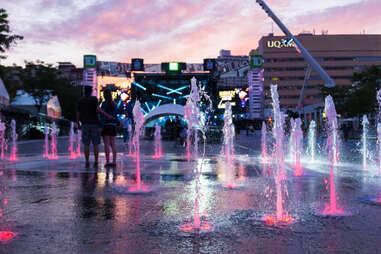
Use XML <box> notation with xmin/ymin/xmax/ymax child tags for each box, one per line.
<box><xmin>1</xmin><ymin>134</ymin><xmax>381</xmax><ymax>253</ymax></box>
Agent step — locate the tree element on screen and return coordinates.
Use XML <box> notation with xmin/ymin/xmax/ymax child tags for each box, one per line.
<box><xmin>21</xmin><ymin>61</ymin><xmax>57</xmax><ymax>112</ymax></box>
<box><xmin>20</xmin><ymin>61</ymin><xmax>81</xmax><ymax>120</ymax></box>
<box><xmin>344</xmin><ymin>65</ymin><xmax>381</xmax><ymax>117</ymax></box>
<box><xmin>0</xmin><ymin>8</ymin><xmax>23</xmax><ymax>59</ymax></box>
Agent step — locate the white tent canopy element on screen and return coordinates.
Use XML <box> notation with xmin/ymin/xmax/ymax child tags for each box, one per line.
<box><xmin>144</xmin><ymin>103</ymin><xmax>184</xmax><ymax>122</ymax></box>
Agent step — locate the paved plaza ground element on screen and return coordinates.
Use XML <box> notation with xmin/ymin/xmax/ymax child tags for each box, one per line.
<box><xmin>0</xmin><ymin>133</ymin><xmax>381</xmax><ymax>253</ymax></box>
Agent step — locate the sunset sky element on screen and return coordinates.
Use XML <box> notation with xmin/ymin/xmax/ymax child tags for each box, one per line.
<box><xmin>2</xmin><ymin>0</ymin><xmax>381</xmax><ymax>67</ymax></box>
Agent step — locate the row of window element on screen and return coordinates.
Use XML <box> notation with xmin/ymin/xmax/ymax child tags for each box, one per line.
<box><xmin>264</xmin><ymin>56</ymin><xmax>381</xmax><ymax>63</ymax></box>
<box><xmin>264</xmin><ymin>75</ymin><xmax>352</xmax><ymax>81</ymax></box>
<box><xmin>264</xmin><ymin>66</ymin><xmax>355</xmax><ymax>72</ymax></box>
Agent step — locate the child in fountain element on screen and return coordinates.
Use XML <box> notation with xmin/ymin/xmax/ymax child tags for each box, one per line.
<box><xmin>76</xmin><ymin>86</ymin><xmax>112</xmax><ymax>168</ymax></box>
<box><xmin>100</xmin><ymin>89</ymin><xmax>120</xmax><ymax>167</ymax></box>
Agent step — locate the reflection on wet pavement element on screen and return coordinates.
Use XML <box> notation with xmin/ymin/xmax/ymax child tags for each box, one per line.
<box><xmin>0</xmin><ymin>139</ymin><xmax>381</xmax><ymax>253</ymax></box>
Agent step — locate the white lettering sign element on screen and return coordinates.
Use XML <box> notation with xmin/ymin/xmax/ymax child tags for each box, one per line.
<box><xmin>267</xmin><ymin>38</ymin><xmax>295</xmax><ymax>48</ymax></box>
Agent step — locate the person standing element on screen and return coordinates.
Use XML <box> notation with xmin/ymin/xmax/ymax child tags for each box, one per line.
<box><xmin>76</xmin><ymin>86</ymin><xmax>111</xmax><ymax>168</ymax></box>
<box><xmin>121</xmin><ymin>113</ymin><xmax>131</xmax><ymax>143</ymax></box>
<box><xmin>100</xmin><ymin>89</ymin><xmax>119</xmax><ymax>167</ymax></box>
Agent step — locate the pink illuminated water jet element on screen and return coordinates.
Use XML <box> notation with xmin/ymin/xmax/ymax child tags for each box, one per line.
<box><xmin>265</xmin><ymin>85</ymin><xmax>292</xmax><ymax>223</ymax></box>
<box><xmin>323</xmin><ymin>95</ymin><xmax>343</xmax><ymax>215</ymax></box>
<box><xmin>0</xmin><ymin>121</ymin><xmax>7</xmax><ymax>159</ymax></box>
<box><xmin>49</xmin><ymin>122</ymin><xmax>58</xmax><ymax>160</ymax></box>
<box><xmin>68</xmin><ymin>122</ymin><xmax>77</xmax><ymax>159</ymax></box>
<box><xmin>221</xmin><ymin>101</ymin><xmax>236</xmax><ymax>188</ymax></box>
<box><xmin>129</xmin><ymin>101</ymin><xmax>150</xmax><ymax>193</ymax></box>
<box><xmin>291</xmin><ymin>118</ymin><xmax>303</xmax><ymax>176</ymax></box>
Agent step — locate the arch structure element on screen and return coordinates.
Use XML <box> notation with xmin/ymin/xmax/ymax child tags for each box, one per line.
<box><xmin>144</xmin><ymin>103</ymin><xmax>184</xmax><ymax>123</ymax></box>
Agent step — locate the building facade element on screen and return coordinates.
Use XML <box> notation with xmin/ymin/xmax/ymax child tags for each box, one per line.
<box><xmin>258</xmin><ymin>34</ymin><xmax>381</xmax><ymax>109</ymax></box>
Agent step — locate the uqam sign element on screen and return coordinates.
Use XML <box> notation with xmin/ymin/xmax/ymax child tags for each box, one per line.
<box><xmin>267</xmin><ymin>38</ymin><xmax>295</xmax><ymax>48</ymax></box>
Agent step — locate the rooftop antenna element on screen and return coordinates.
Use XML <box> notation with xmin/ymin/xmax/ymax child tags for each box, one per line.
<box><xmin>256</xmin><ymin>0</ymin><xmax>335</xmax><ymax>88</ymax></box>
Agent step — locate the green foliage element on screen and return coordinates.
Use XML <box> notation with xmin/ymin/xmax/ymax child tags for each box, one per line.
<box><xmin>0</xmin><ymin>8</ymin><xmax>23</xmax><ymax>59</ymax></box>
<box><xmin>20</xmin><ymin>61</ymin><xmax>81</xmax><ymax>120</ymax></box>
<box><xmin>0</xmin><ymin>64</ymin><xmax>22</xmax><ymax>101</ymax></box>
<box><xmin>344</xmin><ymin>65</ymin><xmax>381</xmax><ymax>117</ymax></box>
<box><xmin>320</xmin><ymin>65</ymin><xmax>381</xmax><ymax>117</ymax></box>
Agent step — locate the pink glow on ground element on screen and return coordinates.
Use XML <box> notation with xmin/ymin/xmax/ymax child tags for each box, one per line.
<box><xmin>9</xmin><ymin>151</ymin><xmax>17</xmax><ymax>162</ymax></box>
<box><xmin>152</xmin><ymin>154</ymin><xmax>163</xmax><ymax>159</ymax></box>
<box><xmin>221</xmin><ymin>183</ymin><xmax>237</xmax><ymax>189</ymax></box>
<box><xmin>263</xmin><ymin>215</ymin><xmax>294</xmax><ymax>225</ymax></box>
<box><xmin>128</xmin><ymin>184</ymin><xmax>151</xmax><ymax>193</ymax></box>
<box><xmin>322</xmin><ymin>203</ymin><xmax>344</xmax><ymax>215</ymax></box>
<box><xmin>0</xmin><ymin>231</ymin><xmax>16</xmax><ymax>242</ymax></box>
<box><xmin>323</xmin><ymin>167</ymin><xmax>343</xmax><ymax>215</ymax></box>
<box><xmin>294</xmin><ymin>164</ymin><xmax>303</xmax><ymax>177</ymax></box>
<box><xmin>181</xmin><ymin>220</ymin><xmax>212</xmax><ymax>233</ymax></box>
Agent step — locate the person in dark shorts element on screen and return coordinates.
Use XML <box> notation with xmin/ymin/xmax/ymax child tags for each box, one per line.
<box><xmin>100</xmin><ymin>89</ymin><xmax>120</xmax><ymax>167</ymax></box>
<box><xmin>76</xmin><ymin>86</ymin><xmax>111</xmax><ymax>168</ymax></box>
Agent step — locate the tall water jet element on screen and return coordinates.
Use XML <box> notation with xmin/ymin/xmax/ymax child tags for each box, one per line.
<box><xmin>378</xmin><ymin>89</ymin><xmax>381</xmax><ymax>174</ymax></box>
<box><xmin>292</xmin><ymin>118</ymin><xmax>303</xmax><ymax>176</ymax></box>
<box><xmin>43</xmin><ymin>124</ymin><xmax>49</xmax><ymax>158</ymax></box>
<box><xmin>261</xmin><ymin>121</ymin><xmax>267</xmax><ymax>163</ymax></box>
<box><xmin>362</xmin><ymin>115</ymin><xmax>369</xmax><ymax>170</ymax></box>
<box><xmin>308</xmin><ymin>120</ymin><xmax>316</xmax><ymax>162</ymax></box>
<box><xmin>323</xmin><ymin>95</ymin><xmax>342</xmax><ymax>215</ymax></box>
<box><xmin>68</xmin><ymin>122</ymin><xmax>76</xmax><ymax>159</ymax></box>
<box><xmin>129</xmin><ymin>101</ymin><xmax>149</xmax><ymax>192</ymax></box>
<box><xmin>0</xmin><ymin>121</ymin><xmax>6</xmax><ymax>159</ymax></box>
<box><xmin>49</xmin><ymin>122</ymin><xmax>58</xmax><ymax>160</ymax></box>
<box><xmin>184</xmin><ymin>77</ymin><xmax>200</xmax><ymax>161</ymax></box>
<box><xmin>264</xmin><ymin>85</ymin><xmax>292</xmax><ymax>224</ymax></box>
<box><xmin>126</xmin><ymin>124</ymin><xmax>134</xmax><ymax>157</ymax></box>
<box><xmin>9</xmin><ymin>120</ymin><xmax>17</xmax><ymax>162</ymax></box>
<box><xmin>221</xmin><ymin>101</ymin><xmax>235</xmax><ymax>188</ymax></box>
<box><xmin>181</xmin><ymin>77</ymin><xmax>213</xmax><ymax>233</ymax></box>
<box><xmin>152</xmin><ymin>123</ymin><xmax>163</xmax><ymax>159</ymax></box>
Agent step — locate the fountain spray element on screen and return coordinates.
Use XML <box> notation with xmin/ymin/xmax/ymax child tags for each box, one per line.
<box><xmin>152</xmin><ymin>123</ymin><xmax>163</xmax><ymax>159</ymax></box>
<box><xmin>308</xmin><ymin>120</ymin><xmax>316</xmax><ymax>162</ymax></box>
<box><xmin>68</xmin><ymin>122</ymin><xmax>76</xmax><ymax>159</ymax></box>
<box><xmin>264</xmin><ymin>85</ymin><xmax>292</xmax><ymax>223</ymax></box>
<box><xmin>9</xmin><ymin>120</ymin><xmax>17</xmax><ymax>162</ymax></box>
<box><xmin>43</xmin><ymin>123</ymin><xmax>49</xmax><ymax>158</ymax></box>
<box><xmin>377</xmin><ymin>89</ymin><xmax>381</xmax><ymax>174</ymax></box>
<box><xmin>75</xmin><ymin>128</ymin><xmax>81</xmax><ymax>158</ymax></box>
<box><xmin>221</xmin><ymin>101</ymin><xmax>235</xmax><ymax>188</ymax></box>
<box><xmin>362</xmin><ymin>115</ymin><xmax>369</xmax><ymax>170</ymax></box>
<box><xmin>0</xmin><ymin>121</ymin><xmax>7</xmax><ymax>159</ymax></box>
<box><xmin>129</xmin><ymin>101</ymin><xmax>149</xmax><ymax>192</ymax></box>
<box><xmin>323</xmin><ymin>95</ymin><xmax>342</xmax><ymax>215</ymax></box>
<box><xmin>292</xmin><ymin>118</ymin><xmax>303</xmax><ymax>176</ymax></box>
<box><xmin>50</xmin><ymin>122</ymin><xmax>58</xmax><ymax>160</ymax></box>
<box><xmin>261</xmin><ymin>121</ymin><xmax>267</xmax><ymax>163</ymax></box>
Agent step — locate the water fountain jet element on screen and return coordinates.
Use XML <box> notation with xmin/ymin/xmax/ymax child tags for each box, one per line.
<box><xmin>9</xmin><ymin>120</ymin><xmax>17</xmax><ymax>162</ymax></box>
<box><xmin>152</xmin><ymin>123</ymin><xmax>163</xmax><ymax>159</ymax></box>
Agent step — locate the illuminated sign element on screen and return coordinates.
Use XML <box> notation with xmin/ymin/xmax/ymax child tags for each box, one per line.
<box><xmin>267</xmin><ymin>38</ymin><xmax>295</xmax><ymax>48</ymax></box>
<box><xmin>219</xmin><ymin>90</ymin><xmax>235</xmax><ymax>100</ymax></box>
<box><xmin>84</xmin><ymin>55</ymin><xmax>97</xmax><ymax>69</ymax></box>
<box><xmin>169</xmin><ymin>62</ymin><xmax>179</xmax><ymax>71</ymax></box>
<box><xmin>250</xmin><ymin>54</ymin><xmax>263</xmax><ymax>69</ymax></box>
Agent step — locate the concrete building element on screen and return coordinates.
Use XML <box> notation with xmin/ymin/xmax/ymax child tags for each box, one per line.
<box><xmin>258</xmin><ymin>34</ymin><xmax>381</xmax><ymax>110</ymax></box>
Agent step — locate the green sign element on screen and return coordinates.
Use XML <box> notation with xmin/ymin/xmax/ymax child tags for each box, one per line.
<box><xmin>169</xmin><ymin>62</ymin><xmax>179</xmax><ymax>71</ymax></box>
<box><xmin>84</xmin><ymin>55</ymin><xmax>97</xmax><ymax>69</ymax></box>
<box><xmin>250</xmin><ymin>54</ymin><xmax>263</xmax><ymax>69</ymax></box>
